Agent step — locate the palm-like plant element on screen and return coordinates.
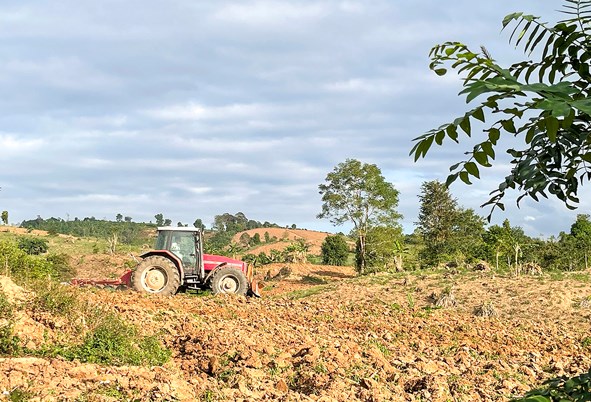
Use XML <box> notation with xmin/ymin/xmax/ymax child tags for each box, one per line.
<box><xmin>413</xmin><ymin>0</ymin><xmax>591</xmax><ymax>218</ymax></box>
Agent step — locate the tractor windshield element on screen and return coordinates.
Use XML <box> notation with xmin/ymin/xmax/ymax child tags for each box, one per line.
<box><xmin>155</xmin><ymin>230</ymin><xmax>197</xmax><ymax>270</ymax></box>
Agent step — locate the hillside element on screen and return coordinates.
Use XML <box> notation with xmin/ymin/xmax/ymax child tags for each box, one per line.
<box><xmin>231</xmin><ymin>227</ymin><xmax>334</xmax><ymax>255</ymax></box>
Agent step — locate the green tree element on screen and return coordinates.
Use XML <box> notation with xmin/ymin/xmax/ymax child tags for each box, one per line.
<box><xmin>252</xmin><ymin>233</ymin><xmax>261</xmax><ymax>245</ymax></box>
<box><xmin>318</xmin><ymin>159</ymin><xmax>401</xmax><ymax>274</ymax></box>
<box><xmin>412</xmin><ymin>1</ymin><xmax>591</xmax><ymax>216</ymax></box>
<box><xmin>18</xmin><ymin>237</ymin><xmax>48</xmax><ymax>255</ymax></box>
<box><xmin>570</xmin><ymin>214</ymin><xmax>591</xmax><ymax>269</ymax></box>
<box><xmin>193</xmin><ymin>218</ymin><xmax>205</xmax><ymax>231</ymax></box>
<box><xmin>239</xmin><ymin>232</ymin><xmax>251</xmax><ymax>247</ymax></box>
<box><xmin>416</xmin><ymin>181</ymin><xmax>459</xmax><ymax>266</ymax></box>
<box><xmin>321</xmin><ymin>235</ymin><xmax>349</xmax><ymax>266</ymax></box>
<box><xmin>361</xmin><ymin>226</ymin><xmax>404</xmax><ymax>271</ymax></box>
<box><xmin>116</xmin><ymin>213</ymin><xmax>123</xmax><ymax>222</ymax></box>
<box><xmin>449</xmin><ymin>208</ymin><xmax>486</xmax><ymax>263</ymax></box>
<box><xmin>124</xmin><ymin>216</ymin><xmax>132</xmax><ymax>223</ymax></box>
<box><xmin>264</xmin><ymin>231</ymin><xmax>270</xmax><ymax>243</ymax></box>
<box><xmin>164</xmin><ymin>218</ymin><xmax>172</xmax><ymax>226</ymax></box>
<box><xmin>154</xmin><ymin>213</ymin><xmax>164</xmax><ymax>226</ymax></box>
<box><xmin>1</xmin><ymin>211</ymin><xmax>7</xmax><ymax>225</ymax></box>
<box><xmin>417</xmin><ymin>181</ymin><xmax>486</xmax><ymax>266</ymax></box>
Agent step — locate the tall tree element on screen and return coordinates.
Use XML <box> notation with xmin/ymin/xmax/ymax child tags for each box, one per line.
<box><xmin>417</xmin><ymin>181</ymin><xmax>485</xmax><ymax>266</ymax></box>
<box><xmin>570</xmin><ymin>214</ymin><xmax>591</xmax><ymax>269</ymax></box>
<box><xmin>154</xmin><ymin>213</ymin><xmax>164</xmax><ymax>226</ymax></box>
<box><xmin>317</xmin><ymin>159</ymin><xmax>401</xmax><ymax>273</ymax></box>
<box><xmin>412</xmin><ymin>1</ymin><xmax>591</xmax><ymax>216</ymax></box>
<box><xmin>1</xmin><ymin>211</ymin><xmax>7</xmax><ymax>225</ymax></box>
<box><xmin>416</xmin><ymin>181</ymin><xmax>459</xmax><ymax>265</ymax></box>
<box><xmin>193</xmin><ymin>218</ymin><xmax>206</xmax><ymax>231</ymax></box>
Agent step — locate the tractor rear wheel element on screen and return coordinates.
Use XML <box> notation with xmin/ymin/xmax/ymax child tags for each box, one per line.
<box><xmin>132</xmin><ymin>256</ymin><xmax>181</xmax><ymax>295</ymax></box>
<box><xmin>210</xmin><ymin>267</ymin><xmax>249</xmax><ymax>296</ymax></box>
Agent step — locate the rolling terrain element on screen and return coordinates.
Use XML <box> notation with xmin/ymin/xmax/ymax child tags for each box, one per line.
<box><xmin>1</xmin><ymin>230</ymin><xmax>591</xmax><ymax>401</ymax></box>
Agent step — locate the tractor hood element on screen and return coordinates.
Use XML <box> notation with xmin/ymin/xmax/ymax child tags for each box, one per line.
<box><xmin>203</xmin><ymin>254</ymin><xmax>247</xmax><ymax>272</ymax></box>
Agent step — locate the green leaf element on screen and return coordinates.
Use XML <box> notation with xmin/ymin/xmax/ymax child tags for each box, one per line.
<box><xmin>501</xmin><ymin>120</ymin><xmax>516</xmax><ymax>134</ymax></box>
<box><xmin>502</xmin><ymin>12</ymin><xmax>523</xmax><ymax>28</ymax></box>
<box><xmin>571</xmin><ymin>99</ymin><xmax>591</xmax><ymax>115</ymax></box>
<box><xmin>481</xmin><ymin>142</ymin><xmax>495</xmax><ymax>159</ymax></box>
<box><xmin>434</xmin><ymin>68</ymin><xmax>447</xmax><ymax>76</ymax></box>
<box><xmin>545</xmin><ymin>116</ymin><xmax>559</xmax><ymax>142</ymax></box>
<box><xmin>488</xmin><ymin>128</ymin><xmax>500</xmax><ymax>144</ymax></box>
<box><xmin>525</xmin><ymin>126</ymin><xmax>536</xmax><ymax>144</ymax></box>
<box><xmin>473</xmin><ymin>152</ymin><xmax>489</xmax><ymax>167</ymax></box>
<box><xmin>445</xmin><ymin>173</ymin><xmax>458</xmax><ymax>187</ymax></box>
<box><xmin>435</xmin><ymin>130</ymin><xmax>445</xmax><ymax>145</ymax></box>
<box><xmin>472</xmin><ymin>107</ymin><xmax>485</xmax><ymax>122</ymax></box>
<box><xmin>446</xmin><ymin>125</ymin><xmax>458</xmax><ymax>142</ymax></box>
<box><xmin>459</xmin><ymin>171</ymin><xmax>472</xmax><ymax>184</ymax></box>
<box><xmin>459</xmin><ymin>117</ymin><xmax>471</xmax><ymax>136</ymax></box>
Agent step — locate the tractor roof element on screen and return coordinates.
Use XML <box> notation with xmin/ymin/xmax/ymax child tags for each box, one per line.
<box><xmin>157</xmin><ymin>226</ymin><xmax>201</xmax><ymax>232</ymax></box>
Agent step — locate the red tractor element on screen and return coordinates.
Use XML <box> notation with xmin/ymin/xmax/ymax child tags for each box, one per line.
<box><xmin>73</xmin><ymin>227</ymin><xmax>260</xmax><ymax>296</ymax></box>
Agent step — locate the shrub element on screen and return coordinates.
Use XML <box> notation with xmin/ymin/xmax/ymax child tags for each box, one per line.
<box><xmin>17</xmin><ymin>237</ymin><xmax>48</xmax><ymax>255</ymax></box>
<box><xmin>321</xmin><ymin>235</ymin><xmax>349</xmax><ymax>266</ymax></box>
<box><xmin>44</xmin><ymin>253</ymin><xmax>75</xmax><ymax>281</ymax></box>
<box><xmin>73</xmin><ymin>312</ymin><xmax>170</xmax><ymax>366</ymax></box>
<box><xmin>0</xmin><ymin>291</ymin><xmax>13</xmax><ymax>320</ymax></box>
<box><xmin>513</xmin><ymin>370</ymin><xmax>591</xmax><ymax>401</ymax></box>
<box><xmin>0</xmin><ymin>324</ymin><xmax>21</xmax><ymax>355</ymax></box>
<box><xmin>0</xmin><ymin>241</ymin><xmax>74</xmax><ymax>281</ymax></box>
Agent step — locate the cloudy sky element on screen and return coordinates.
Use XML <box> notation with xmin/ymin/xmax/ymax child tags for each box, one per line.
<box><xmin>0</xmin><ymin>0</ymin><xmax>582</xmax><ymax>236</ymax></box>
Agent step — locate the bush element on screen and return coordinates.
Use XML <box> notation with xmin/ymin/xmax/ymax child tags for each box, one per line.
<box><xmin>17</xmin><ymin>237</ymin><xmax>48</xmax><ymax>255</ymax></box>
<box><xmin>0</xmin><ymin>241</ymin><xmax>74</xmax><ymax>281</ymax></box>
<box><xmin>513</xmin><ymin>370</ymin><xmax>591</xmax><ymax>401</ymax></box>
<box><xmin>0</xmin><ymin>324</ymin><xmax>21</xmax><ymax>355</ymax></box>
<box><xmin>69</xmin><ymin>312</ymin><xmax>170</xmax><ymax>366</ymax></box>
<box><xmin>321</xmin><ymin>235</ymin><xmax>349</xmax><ymax>266</ymax></box>
<box><xmin>44</xmin><ymin>253</ymin><xmax>76</xmax><ymax>281</ymax></box>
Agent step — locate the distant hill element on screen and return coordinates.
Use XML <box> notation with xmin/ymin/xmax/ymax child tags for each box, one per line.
<box><xmin>232</xmin><ymin>228</ymin><xmax>334</xmax><ymax>255</ymax></box>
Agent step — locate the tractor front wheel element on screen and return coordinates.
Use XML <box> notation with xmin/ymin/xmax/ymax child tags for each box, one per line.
<box><xmin>132</xmin><ymin>256</ymin><xmax>181</xmax><ymax>295</ymax></box>
<box><xmin>210</xmin><ymin>267</ymin><xmax>249</xmax><ymax>296</ymax></box>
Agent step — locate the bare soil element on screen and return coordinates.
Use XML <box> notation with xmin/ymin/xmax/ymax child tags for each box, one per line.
<box><xmin>1</xmin><ymin>259</ymin><xmax>591</xmax><ymax>401</ymax></box>
<box><xmin>232</xmin><ymin>228</ymin><xmax>334</xmax><ymax>255</ymax></box>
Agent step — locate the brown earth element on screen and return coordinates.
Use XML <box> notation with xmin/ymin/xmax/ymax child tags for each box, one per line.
<box><xmin>2</xmin><ymin>263</ymin><xmax>591</xmax><ymax>401</ymax></box>
<box><xmin>232</xmin><ymin>228</ymin><xmax>336</xmax><ymax>255</ymax></box>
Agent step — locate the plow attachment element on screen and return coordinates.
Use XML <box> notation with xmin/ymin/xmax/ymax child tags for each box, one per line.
<box><xmin>70</xmin><ymin>270</ymin><xmax>132</xmax><ymax>289</ymax></box>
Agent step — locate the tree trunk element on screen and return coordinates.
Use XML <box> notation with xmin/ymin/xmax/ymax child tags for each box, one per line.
<box><xmin>495</xmin><ymin>251</ymin><xmax>499</xmax><ymax>271</ymax></box>
<box><xmin>358</xmin><ymin>234</ymin><xmax>366</xmax><ymax>274</ymax></box>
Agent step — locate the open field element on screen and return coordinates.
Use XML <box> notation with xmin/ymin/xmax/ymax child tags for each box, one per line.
<box><xmin>1</xmin><ymin>252</ymin><xmax>591</xmax><ymax>400</ymax></box>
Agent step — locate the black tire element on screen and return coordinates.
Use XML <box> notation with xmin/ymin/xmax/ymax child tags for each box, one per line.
<box><xmin>210</xmin><ymin>267</ymin><xmax>249</xmax><ymax>296</ymax></box>
<box><xmin>131</xmin><ymin>256</ymin><xmax>181</xmax><ymax>295</ymax></box>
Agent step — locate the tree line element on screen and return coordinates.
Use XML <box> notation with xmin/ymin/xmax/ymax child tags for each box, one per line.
<box><xmin>317</xmin><ymin>159</ymin><xmax>591</xmax><ymax>274</ymax></box>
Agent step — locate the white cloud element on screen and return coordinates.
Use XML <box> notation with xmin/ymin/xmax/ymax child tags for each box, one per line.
<box><xmin>0</xmin><ymin>135</ymin><xmax>44</xmax><ymax>154</ymax></box>
<box><xmin>146</xmin><ymin>102</ymin><xmax>273</xmax><ymax>121</ymax></box>
<box><xmin>212</xmin><ymin>2</ymin><xmax>328</xmax><ymax>26</ymax></box>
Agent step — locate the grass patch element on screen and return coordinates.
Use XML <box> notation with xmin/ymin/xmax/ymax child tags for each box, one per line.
<box><xmin>300</xmin><ymin>275</ymin><xmax>328</xmax><ymax>285</ymax></box>
<box><xmin>368</xmin><ymin>339</ymin><xmax>391</xmax><ymax>357</ymax></box>
<box><xmin>38</xmin><ymin>311</ymin><xmax>171</xmax><ymax>366</ymax></box>
<box><xmin>6</xmin><ymin>387</ymin><xmax>34</xmax><ymax>401</ymax></box>
<box><xmin>285</xmin><ymin>285</ymin><xmax>332</xmax><ymax>299</ymax></box>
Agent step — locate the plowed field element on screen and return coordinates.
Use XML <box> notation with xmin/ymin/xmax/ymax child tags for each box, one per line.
<box><xmin>2</xmin><ymin>261</ymin><xmax>591</xmax><ymax>401</ymax></box>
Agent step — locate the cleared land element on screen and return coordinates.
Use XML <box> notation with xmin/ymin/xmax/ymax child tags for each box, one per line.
<box><xmin>1</xmin><ymin>231</ymin><xmax>591</xmax><ymax>401</ymax></box>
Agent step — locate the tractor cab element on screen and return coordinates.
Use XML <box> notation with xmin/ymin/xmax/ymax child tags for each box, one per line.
<box><xmin>154</xmin><ymin>227</ymin><xmax>203</xmax><ymax>276</ymax></box>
